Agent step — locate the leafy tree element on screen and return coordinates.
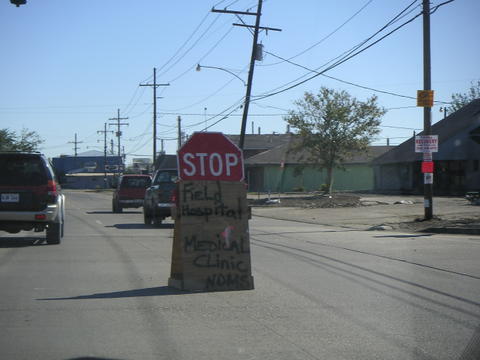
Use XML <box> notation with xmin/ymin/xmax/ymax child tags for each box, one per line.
<box><xmin>0</xmin><ymin>129</ymin><xmax>17</xmax><ymax>151</ymax></box>
<box><xmin>448</xmin><ymin>80</ymin><xmax>480</xmax><ymax>113</ymax></box>
<box><xmin>0</xmin><ymin>128</ymin><xmax>44</xmax><ymax>152</ymax></box>
<box><xmin>285</xmin><ymin>87</ymin><xmax>386</xmax><ymax>194</ymax></box>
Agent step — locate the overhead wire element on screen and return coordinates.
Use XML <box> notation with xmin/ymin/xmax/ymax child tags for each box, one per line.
<box><xmin>156</xmin><ymin>11</ymin><xmax>212</xmax><ymax>75</ymax></box>
<box><xmin>126</xmin><ymin>120</ymin><xmax>153</xmax><ymax>155</ymax></box>
<box><xmin>157</xmin><ymin>14</ymin><xmax>222</xmax><ymax>79</ymax></box>
<box><xmin>122</xmin><ymin>86</ymin><xmax>148</xmax><ymax>116</ymax></box>
<box><xmin>167</xmin><ymin>25</ymin><xmax>236</xmax><ymax>83</ymax></box>
<box><xmin>255</xmin><ymin>0</ymin><xmax>422</xmax><ymax>97</ymax></box>
<box><xmin>164</xmin><ymin>63</ymin><xmax>249</xmax><ymax>112</ymax></box>
<box><xmin>264</xmin><ymin>50</ymin><xmax>454</xmax><ymax>104</ymax></box>
<box><xmin>260</xmin><ymin>0</ymin><xmax>375</xmax><ymax>67</ymax></box>
<box><xmin>252</xmin><ymin>9</ymin><xmax>425</xmax><ymax>103</ymax></box>
<box><xmin>430</xmin><ymin>0</ymin><xmax>455</xmax><ymax>14</ymax></box>
<box><xmin>253</xmin><ymin>0</ymin><xmax>456</xmax><ymax>104</ymax></box>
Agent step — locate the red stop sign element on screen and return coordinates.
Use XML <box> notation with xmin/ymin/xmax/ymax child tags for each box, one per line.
<box><xmin>177</xmin><ymin>132</ymin><xmax>244</xmax><ymax>181</ymax></box>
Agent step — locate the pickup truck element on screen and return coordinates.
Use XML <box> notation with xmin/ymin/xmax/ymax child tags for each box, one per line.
<box><xmin>112</xmin><ymin>174</ymin><xmax>151</xmax><ymax>213</ymax></box>
<box><xmin>143</xmin><ymin>168</ymin><xmax>178</xmax><ymax>225</ymax></box>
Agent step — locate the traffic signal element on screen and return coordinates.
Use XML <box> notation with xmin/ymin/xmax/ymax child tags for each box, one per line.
<box><xmin>10</xmin><ymin>0</ymin><xmax>27</xmax><ymax>7</ymax></box>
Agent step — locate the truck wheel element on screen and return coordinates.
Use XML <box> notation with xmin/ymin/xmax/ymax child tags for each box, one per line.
<box><xmin>113</xmin><ymin>200</ymin><xmax>123</xmax><ymax>213</ymax></box>
<box><xmin>46</xmin><ymin>223</ymin><xmax>61</xmax><ymax>245</ymax></box>
<box><xmin>144</xmin><ymin>209</ymin><xmax>152</xmax><ymax>225</ymax></box>
<box><xmin>153</xmin><ymin>216</ymin><xmax>163</xmax><ymax>227</ymax></box>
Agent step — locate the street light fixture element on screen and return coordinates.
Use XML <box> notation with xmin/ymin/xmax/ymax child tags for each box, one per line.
<box><xmin>10</xmin><ymin>0</ymin><xmax>26</xmax><ymax>6</ymax></box>
<box><xmin>196</xmin><ymin>64</ymin><xmax>246</xmax><ymax>86</ymax></box>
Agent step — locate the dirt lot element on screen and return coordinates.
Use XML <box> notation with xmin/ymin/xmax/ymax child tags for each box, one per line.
<box><xmin>249</xmin><ymin>193</ymin><xmax>361</xmax><ymax>208</ymax></box>
<box><xmin>249</xmin><ymin>192</ymin><xmax>480</xmax><ymax>234</ymax></box>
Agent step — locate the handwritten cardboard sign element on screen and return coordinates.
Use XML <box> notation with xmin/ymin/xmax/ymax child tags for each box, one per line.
<box><xmin>169</xmin><ymin>180</ymin><xmax>254</xmax><ymax>291</ymax></box>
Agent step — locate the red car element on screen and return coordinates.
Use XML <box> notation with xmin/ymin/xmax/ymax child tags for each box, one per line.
<box><xmin>112</xmin><ymin>174</ymin><xmax>151</xmax><ymax>213</ymax></box>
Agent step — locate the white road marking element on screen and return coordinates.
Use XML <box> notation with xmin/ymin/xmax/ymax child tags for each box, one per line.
<box><xmin>95</xmin><ymin>220</ymin><xmax>103</xmax><ymax>225</ymax></box>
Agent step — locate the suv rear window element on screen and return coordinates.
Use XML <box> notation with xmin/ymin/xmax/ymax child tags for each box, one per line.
<box><xmin>153</xmin><ymin>170</ymin><xmax>178</xmax><ymax>184</ymax></box>
<box><xmin>121</xmin><ymin>177</ymin><xmax>151</xmax><ymax>188</ymax></box>
<box><xmin>0</xmin><ymin>155</ymin><xmax>48</xmax><ymax>186</ymax></box>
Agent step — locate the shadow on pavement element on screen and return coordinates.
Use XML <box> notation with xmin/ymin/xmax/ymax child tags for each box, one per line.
<box><xmin>374</xmin><ymin>234</ymin><xmax>434</xmax><ymax>238</ymax></box>
<box><xmin>38</xmin><ymin>286</ymin><xmax>194</xmax><ymax>300</ymax></box>
<box><xmin>253</xmin><ymin>229</ymin><xmax>358</xmax><ymax>236</ymax></box>
<box><xmin>0</xmin><ymin>236</ymin><xmax>47</xmax><ymax>248</ymax></box>
<box><xmin>86</xmin><ymin>211</ymin><xmax>141</xmax><ymax>215</ymax></box>
<box><xmin>105</xmin><ymin>223</ymin><xmax>174</xmax><ymax>230</ymax></box>
<box><xmin>67</xmin><ymin>357</ymin><xmax>126</xmax><ymax>360</ymax></box>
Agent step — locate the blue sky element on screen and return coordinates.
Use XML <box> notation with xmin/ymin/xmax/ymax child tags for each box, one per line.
<box><xmin>1</xmin><ymin>0</ymin><xmax>478</xmax><ymax>163</ymax></box>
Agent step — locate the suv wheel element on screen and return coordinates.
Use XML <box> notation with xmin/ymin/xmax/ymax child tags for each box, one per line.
<box><xmin>46</xmin><ymin>222</ymin><xmax>61</xmax><ymax>245</ymax></box>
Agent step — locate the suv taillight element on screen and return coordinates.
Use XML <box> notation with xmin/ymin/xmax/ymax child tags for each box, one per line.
<box><xmin>170</xmin><ymin>189</ymin><xmax>177</xmax><ymax>206</ymax></box>
<box><xmin>47</xmin><ymin>180</ymin><xmax>58</xmax><ymax>204</ymax></box>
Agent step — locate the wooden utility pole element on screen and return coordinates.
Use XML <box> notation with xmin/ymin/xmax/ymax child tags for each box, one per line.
<box><xmin>98</xmin><ymin>123</ymin><xmax>113</xmax><ymax>187</ymax></box>
<box><xmin>68</xmin><ymin>133</ymin><xmax>83</xmax><ymax>157</ymax></box>
<box><xmin>212</xmin><ymin>0</ymin><xmax>280</xmax><ymax>150</ymax></box>
<box><xmin>177</xmin><ymin>116</ymin><xmax>182</xmax><ymax>150</ymax></box>
<box><xmin>140</xmin><ymin>68</ymin><xmax>169</xmax><ymax>163</ymax></box>
<box><xmin>423</xmin><ymin>0</ymin><xmax>433</xmax><ymax>220</ymax></box>
<box><xmin>108</xmin><ymin>109</ymin><xmax>129</xmax><ymax>158</ymax></box>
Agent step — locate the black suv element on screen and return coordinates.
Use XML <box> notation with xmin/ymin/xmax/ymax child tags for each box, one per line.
<box><xmin>0</xmin><ymin>152</ymin><xmax>65</xmax><ymax>244</ymax></box>
<box><xmin>143</xmin><ymin>169</ymin><xmax>178</xmax><ymax>226</ymax></box>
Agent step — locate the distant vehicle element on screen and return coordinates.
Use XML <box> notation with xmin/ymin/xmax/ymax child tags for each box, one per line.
<box><xmin>0</xmin><ymin>152</ymin><xmax>65</xmax><ymax>244</ymax></box>
<box><xmin>112</xmin><ymin>174</ymin><xmax>152</xmax><ymax>213</ymax></box>
<box><xmin>143</xmin><ymin>169</ymin><xmax>178</xmax><ymax>226</ymax></box>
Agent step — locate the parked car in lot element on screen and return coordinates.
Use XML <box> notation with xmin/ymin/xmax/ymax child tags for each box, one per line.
<box><xmin>112</xmin><ymin>174</ymin><xmax>152</xmax><ymax>213</ymax></box>
<box><xmin>143</xmin><ymin>168</ymin><xmax>178</xmax><ymax>225</ymax></box>
<box><xmin>0</xmin><ymin>152</ymin><xmax>65</xmax><ymax>244</ymax></box>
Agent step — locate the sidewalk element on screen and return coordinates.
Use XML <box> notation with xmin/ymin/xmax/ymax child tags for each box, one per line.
<box><xmin>250</xmin><ymin>193</ymin><xmax>480</xmax><ymax>235</ymax></box>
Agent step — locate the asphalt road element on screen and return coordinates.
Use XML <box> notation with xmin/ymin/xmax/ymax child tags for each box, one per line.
<box><xmin>0</xmin><ymin>190</ymin><xmax>479</xmax><ymax>360</ymax></box>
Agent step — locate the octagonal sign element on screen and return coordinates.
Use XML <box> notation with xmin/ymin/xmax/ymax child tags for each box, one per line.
<box><xmin>177</xmin><ymin>132</ymin><xmax>244</xmax><ymax>181</ymax></box>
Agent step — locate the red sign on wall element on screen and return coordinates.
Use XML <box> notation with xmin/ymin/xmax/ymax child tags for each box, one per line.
<box><xmin>177</xmin><ymin>132</ymin><xmax>244</xmax><ymax>181</ymax></box>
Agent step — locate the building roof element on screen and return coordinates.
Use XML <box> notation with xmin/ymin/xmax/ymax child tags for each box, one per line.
<box><xmin>76</xmin><ymin>150</ymin><xmax>104</xmax><ymax>157</ymax></box>
<box><xmin>245</xmin><ymin>137</ymin><xmax>393</xmax><ymax>165</ymax></box>
<box><xmin>373</xmin><ymin>99</ymin><xmax>480</xmax><ymax>164</ymax></box>
<box><xmin>227</xmin><ymin>133</ymin><xmax>292</xmax><ymax>150</ymax></box>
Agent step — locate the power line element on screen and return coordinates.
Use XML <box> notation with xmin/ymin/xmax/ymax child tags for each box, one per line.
<box><xmin>254</xmin><ymin>1</ymin><xmax>422</xmax><ymax>98</ymax></box>
<box><xmin>156</xmin><ymin>11</ymin><xmax>211</xmax><ymax>75</ymax></box>
<box><xmin>380</xmin><ymin>125</ymin><xmax>422</xmax><ymax>130</ymax></box>
<box><xmin>167</xmin><ymin>25</ymin><xmax>236</xmax><ymax>83</ymax></box>
<box><xmin>128</xmin><ymin>104</ymin><xmax>153</xmax><ymax>119</ymax></box>
<box><xmin>430</xmin><ymin>0</ymin><xmax>455</xmax><ymax>14</ymax></box>
<box><xmin>253</xmin><ymin>10</ymin><xmax>425</xmax><ymax>102</ymax></box>
<box><xmin>158</xmin><ymin>111</ymin><xmax>286</xmax><ymax>117</ymax></box>
<box><xmin>260</xmin><ymin>0</ymin><xmax>375</xmax><ymax>67</ymax></box>
<box><xmin>254</xmin><ymin>0</ymin><xmax>455</xmax><ymax>104</ymax></box>
<box><xmin>157</xmin><ymin>14</ymin><xmax>222</xmax><ymax>78</ymax></box>
<box><xmin>264</xmin><ymin>50</ymin><xmax>450</xmax><ymax>104</ymax></box>
<box><xmin>122</xmin><ymin>86</ymin><xmax>148</xmax><ymax>116</ymax></box>
<box><xmin>163</xmin><ymin>63</ymin><xmax>249</xmax><ymax>112</ymax></box>
<box><xmin>265</xmin><ymin>51</ymin><xmax>418</xmax><ymax>101</ymax></box>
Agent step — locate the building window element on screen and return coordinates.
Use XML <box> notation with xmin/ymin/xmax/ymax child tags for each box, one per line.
<box><xmin>474</xmin><ymin>160</ymin><xmax>479</xmax><ymax>172</ymax></box>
